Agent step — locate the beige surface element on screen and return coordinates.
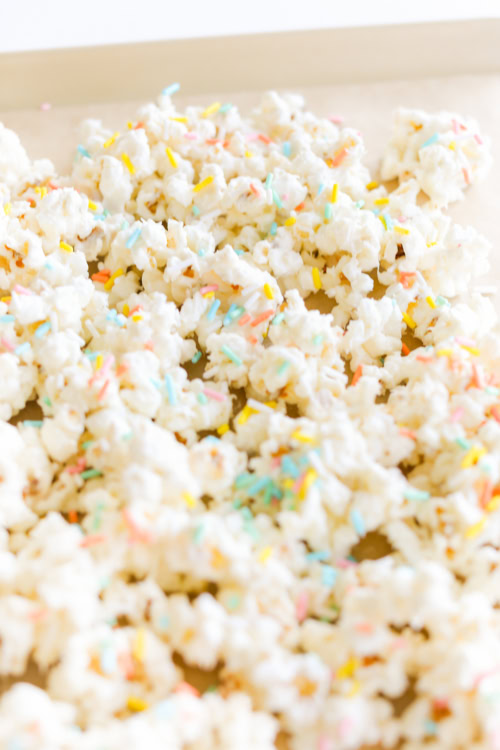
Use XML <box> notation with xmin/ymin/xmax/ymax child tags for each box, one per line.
<box><xmin>1</xmin><ymin>72</ymin><xmax>499</xmax><ymax>309</ymax></box>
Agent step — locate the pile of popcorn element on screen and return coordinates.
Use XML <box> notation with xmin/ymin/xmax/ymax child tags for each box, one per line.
<box><xmin>0</xmin><ymin>90</ymin><xmax>499</xmax><ymax>750</ymax></box>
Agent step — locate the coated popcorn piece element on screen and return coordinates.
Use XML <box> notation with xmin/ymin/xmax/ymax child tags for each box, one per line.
<box><xmin>381</xmin><ymin>107</ymin><xmax>492</xmax><ymax>206</ymax></box>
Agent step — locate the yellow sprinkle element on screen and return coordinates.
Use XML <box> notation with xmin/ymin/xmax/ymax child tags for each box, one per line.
<box><xmin>165</xmin><ymin>146</ymin><xmax>178</xmax><ymax>168</ymax></box>
<box><xmin>121</xmin><ymin>152</ymin><xmax>135</xmax><ymax>174</ymax></box>
<box><xmin>1</xmin><ymin>296</ymin><xmax>11</xmax><ymax>303</ymax></box>
<box><xmin>169</xmin><ymin>116</ymin><xmax>188</xmax><ymax>123</ymax></box>
<box><xmin>217</xmin><ymin>423</ymin><xmax>230</xmax><ymax>435</ymax></box>
<box><xmin>374</xmin><ymin>197</ymin><xmax>389</xmax><ymax>206</ymax></box>
<box><xmin>437</xmin><ymin>348</ymin><xmax>453</xmax><ymax>357</ymax></box>
<box><xmin>337</xmin><ymin>657</ymin><xmax>359</xmax><ymax>680</ymax></box>
<box><xmin>258</xmin><ymin>546</ymin><xmax>273</xmax><ymax>563</ymax></box>
<box><xmin>127</xmin><ymin>121</ymin><xmax>133</xmax><ymax>129</ymax></box>
<box><xmin>461</xmin><ymin>345</ymin><xmax>480</xmax><ymax>356</ymax></box>
<box><xmin>449</xmin><ymin>141</ymin><xmax>456</xmax><ymax>150</ymax></box>
<box><xmin>204</xmin><ymin>291</ymin><xmax>214</xmax><ymax>299</ymax></box>
<box><xmin>122</xmin><ymin>303</ymin><xmax>130</xmax><ymax>317</ymax></box>
<box><xmin>3</xmin><ymin>202</ymin><xmax>11</xmax><ymax>215</ymax></box>
<box><xmin>104</xmin><ymin>267</ymin><xmax>124</xmax><ymax>291</ymax></box>
<box><xmin>461</xmin><ymin>445</ymin><xmax>486</xmax><ymax>469</ymax></box>
<box><xmin>312</xmin><ymin>267</ymin><xmax>322</xmax><ymax>290</ymax></box>
<box><xmin>245</xmin><ymin>150</ymin><xmax>253</xmax><ymax>158</ymax></box>
<box><xmin>103</xmin><ymin>131</ymin><xmax>119</xmax><ymax>148</ymax></box>
<box><xmin>282</xmin><ymin>478</ymin><xmax>295</xmax><ymax>490</ymax></box>
<box><xmin>331</xmin><ymin>182</ymin><xmax>338</xmax><ymax>203</ymax></box>
<box><xmin>426</xmin><ymin>241</ymin><xmax>437</xmax><ymax>248</ymax></box>
<box><xmin>264</xmin><ymin>401</ymin><xmax>277</xmax><ymax>409</ymax></box>
<box><xmin>486</xmin><ymin>495</ymin><xmax>500</xmax><ymax>513</ymax></box>
<box><xmin>394</xmin><ymin>225</ymin><xmax>410</xmax><ymax>235</ymax></box>
<box><xmin>299</xmin><ymin>468</ymin><xmax>318</xmax><ymax>500</ymax></box>
<box><xmin>202</xmin><ymin>101</ymin><xmax>221</xmax><ymax>118</ymax></box>
<box><xmin>378</xmin><ymin>214</ymin><xmax>387</xmax><ymax>230</ymax></box>
<box><xmin>127</xmin><ymin>696</ymin><xmax>149</xmax><ymax>712</ymax></box>
<box><xmin>182</xmin><ymin>491</ymin><xmax>196</xmax><ymax>508</ymax></box>
<box><xmin>238</xmin><ymin>405</ymin><xmax>255</xmax><ymax>425</ymax></box>
<box><xmin>88</xmin><ymin>200</ymin><xmax>97</xmax><ymax>211</ymax></box>
<box><xmin>132</xmin><ymin>628</ymin><xmax>146</xmax><ymax>662</ymax></box>
<box><xmin>291</xmin><ymin>430</ymin><xmax>315</xmax><ymax>444</ymax></box>
<box><xmin>366</xmin><ymin>181</ymin><xmax>378</xmax><ymax>190</ymax></box>
<box><xmin>284</xmin><ymin>216</ymin><xmax>296</xmax><ymax>227</ymax></box>
<box><xmin>193</xmin><ymin>175</ymin><xmax>214</xmax><ymax>193</ymax></box>
<box><xmin>347</xmin><ymin>679</ymin><xmax>362</xmax><ymax>697</ymax></box>
<box><xmin>426</xmin><ymin>295</ymin><xmax>436</xmax><ymax>309</ymax></box>
<box><xmin>131</xmin><ymin>315</ymin><xmax>143</xmax><ymax>322</ymax></box>
<box><xmin>263</xmin><ymin>283</ymin><xmax>274</xmax><ymax>300</ymax></box>
<box><xmin>465</xmin><ymin>517</ymin><xmax>486</xmax><ymax>539</ymax></box>
<box><xmin>59</xmin><ymin>241</ymin><xmax>73</xmax><ymax>253</ymax></box>
<box><xmin>95</xmin><ymin>354</ymin><xmax>104</xmax><ymax>370</ymax></box>
<box><xmin>402</xmin><ymin>311</ymin><xmax>417</xmax><ymax>329</ymax></box>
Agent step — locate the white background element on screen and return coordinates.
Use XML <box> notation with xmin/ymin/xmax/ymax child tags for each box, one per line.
<box><xmin>1</xmin><ymin>0</ymin><xmax>500</xmax><ymax>52</ymax></box>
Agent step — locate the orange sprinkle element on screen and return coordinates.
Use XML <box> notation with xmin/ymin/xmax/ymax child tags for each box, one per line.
<box><xmin>250</xmin><ymin>183</ymin><xmax>259</xmax><ymax>196</ymax></box>
<box><xmin>115</xmin><ymin>363</ymin><xmax>129</xmax><ymax>377</ymax></box>
<box><xmin>399</xmin><ymin>271</ymin><xmax>416</xmax><ymax>289</ymax></box>
<box><xmin>174</xmin><ymin>681</ymin><xmax>200</xmax><ymax>697</ymax></box>
<box><xmin>401</xmin><ymin>343</ymin><xmax>410</xmax><ymax>356</ymax></box>
<box><xmin>238</xmin><ymin>313</ymin><xmax>252</xmax><ymax>326</ymax></box>
<box><xmin>80</xmin><ymin>534</ymin><xmax>107</xmax><ymax>548</ymax></box>
<box><xmin>463</xmin><ymin>168</ymin><xmax>470</xmax><ymax>185</ymax></box>
<box><xmin>351</xmin><ymin>364</ymin><xmax>363</xmax><ymax>386</ymax></box>
<box><xmin>247</xmin><ymin>335</ymin><xmax>258</xmax><ymax>345</ymax></box>
<box><xmin>294</xmin><ymin>201</ymin><xmax>305</xmax><ymax>212</ymax></box>
<box><xmin>490</xmin><ymin>405</ymin><xmax>500</xmax><ymax>423</ymax></box>
<box><xmin>97</xmin><ymin>380</ymin><xmax>110</xmax><ymax>401</ymax></box>
<box><xmin>416</xmin><ymin>355</ymin><xmax>433</xmax><ymax>363</ymax></box>
<box><xmin>399</xmin><ymin>428</ymin><xmax>417</xmax><ymax>440</ymax></box>
<box><xmin>250</xmin><ymin>309</ymin><xmax>274</xmax><ymax>327</ymax></box>
<box><xmin>331</xmin><ymin>147</ymin><xmax>347</xmax><ymax>167</ymax></box>
<box><xmin>68</xmin><ymin>510</ymin><xmax>78</xmax><ymax>523</ymax></box>
<box><xmin>479</xmin><ymin>480</ymin><xmax>493</xmax><ymax>509</ymax></box>
<box><xmin>258</xmin><ymin>133</ymin><xmax>272</xmax><ymax>145</ymax></box>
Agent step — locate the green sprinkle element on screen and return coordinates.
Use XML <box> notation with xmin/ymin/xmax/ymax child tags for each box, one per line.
<box><xmin>277</xmin><ymin>360</ymin><xmax>291</xmax><ymax>375</ymax></box>
<box><xmin>235</xmin><ymin>473</ymin><xmax>254</xmax><ymax>489</ymax></box>
<box><xmin>270</xmin><ymin>221</ymin><xmax>278</xmax><ymax>236</ymax></box>
<box><xmin>324</xmin><ymin>202</ymin><xmax>332</xmax><ymax>220</ymax></box>
<box><xmin>313</xmin><ymin>334</ymin><xmax>324</xmax><ymax>345</ymax></box>
<box><xmin>221</xmin><ymin>344</ymin><xmax>242</xmax><ymax>366</ymax></box>
<box><xmin>435</xmin><ymin>295</ymin><xmax>449</xmax><ymax>306</ymax></box>
<box><xmin>355</xmin><ymin>199</ymin><xmax>365</xmax><ymax>209</ymax></box>
<box><xmin>24</xmin><ymin>420</ymin><xmax>43</xmax><ymax>428</ymax></box>
<box><xmin>81</xmin><ymin>468</ymin><xmax>103</xmax><ymax>480</ymax></box>
<box><xmin>232</xmin><ymin>497</ymin><xmax>244</xmax><ymax>509</ymax></box>
<box><xmin>121</xmin><ymin>432</ymin><xmax>133</xmax><ymax>441</ymax></box>
<box><xmin>455</xmin><ymin>437</ymin><xmax>471</xmax><ymax>450</ymax></box>
<box><xmin>404</xmin><ymin>488</ymin><xmax>430</xmax><ymax>501</ymax></box>
<box><xmin>272</xmin><ymin>189</ymin><xmax>283</xmax><ymax>209</ymax></box>
<box><xmin>197</xmin><ymin>392</ymin><xmax>208</xmax><ymax>405</ymax></box>
<box><xmin>485</xmin><ymin>386</ymin><xmax>500</xmax><ymax>396</ymax></box>
<box><xmin>192</xmin><ymin>205</ymin><xmax>200</xmax><ymax>216</ymax></box>
<box><xmin>43</xmin><ymin>396</ymin><xmax>52</xmax><ymax>407</ymax></box>
<box><xmin>247</xmin><ymin>476</ymin><xmax>270</xmax><ymax>495</ymax></box>
<box><xmin>77</xmin><ymin>144</ymin><xmax>91</xmax><ymax>158</ymax></box>
<box><xmin>191</xmin><ymin>350</ymin><xmax>202</xmax><ymax>364</ymax></box>
<box><xmin>265</xmin><ymin>173</ymin><xmax>273</xmax><ymax>189</ymax></box>
<box><xmin>271</xmin><ymin>312</ymin><xmax>284</xmax><ymax>325</ymax></box>
<box><xmin>193</xmin><ymin>525</ymin><xmax>205</xmax><ymax>544</ymax></box>
<box><xmin>218</xmin><ymin>103</ymin><xmax>233</xmax><ymax>114</ymax></box>
<box><xmin>81</xmin><ymin>440</ymin><xmax>94</xmax><ymax>451</ymax></box>
<box><xmin>227</xmin><ymin>595</ymin><xmax>241</xmax><ymax>609</ymax></box>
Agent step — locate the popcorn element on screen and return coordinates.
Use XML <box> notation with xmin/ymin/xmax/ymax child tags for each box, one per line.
<box><xmin>0</xmin><ymin>93</ymin><xmax>498</xmax><ymax>750</ymax></box>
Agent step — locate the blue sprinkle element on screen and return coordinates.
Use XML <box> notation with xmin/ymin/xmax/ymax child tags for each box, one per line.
<box><xmin>92</xmin><ymin>213</ymin><xmax>106</xmax><ymax>221</ymax></box>
<box><xmin>247</xmin><ymin>476</ymin><xmax>271</xmax><ymax>496</ymax></box>
<box><xmin>24</xmin><ymin>420</ymin><xmax>43</xmax><ymax>428</ymax></box>
<box><xmin>198</xmin><ymin>248</ymin><xmax>206</xmax><ymax>257</ymax></box>
<box><xmin>270</xmin><ymin>221</ymin><xmax>278</xmax><ymax>236</ymax></box>
<box><xmin>223</xmin><ymin>303</ymin><xmax>238</xmax><ymax>326</ymax></box>
<box><xmin>421</xmin><ymin>132</ymin><xmax>439</xmax><ymax>148</ymax></box>
<box><xmin>306</xmin><ymin>550</ymin><xmax>330</xmax><ymax>562</ymax></box>
<box><xmin>44</xmin><ymin>262</ymin><xmax>54</xmax><ymax>269</ymax></box>
<box><xmin>103</xmin><ymin>209</ymin><xmax>110</xmax><ymax>217</ymax></box>
<box><xmin>234</xmin><ymin>248</ymin><xmax>245</xmax><ymax>255</ymax></box>
<box><xmin>355</xmin><ymin>199</ymin><xmax>365</xmax><ymax>209</ymax></box>
<box><xmin>350</xmin><ymin>509</ymin><xmax>366</xmax><ymax>537</ymax></box>
<box><xmin>150</xmin><ymin>378</ymin><xmax>162</xmax><ymax>390</ymax></box>
<box><xmin>125</xmin><ymin>227</ymin><xmax>142</xmax><ymax>248</ymax></box>
<box><xmin>158</xmin><ymin>614</ymin><xmax>170</xmax><ymax>629</ymax></box>
<box><xmin>424</xmin><ymin>719</ymin><xmax>438</xmax><ymax>735</ymax></box>
<box><xmin>84</xmin><ymin>350</ymin><xmax>99</xmax><ymax>361</ymax></box>
<box><xmin>15</xmin><ymin>342</ymin><xmax>30</xmax><ymax>356</ymax></box>
<box><xmin>77</xmin><ymin>144</ymin><xmax>91</xmax><ymax>158</ymax></box>
<box><xmin>282</xmin><ymin>141</ymin><xmax>291</xmax><ymax>157</ymax></box>
<box><xmin>235</xmin><ymin>473</ymin><xmax>254</xmax><ymax>489</ymax></box>
<box><xmin>372</xmin><ymin>207</ymin><xmax>380</xmax><ymax>215</ymax></box>
<box><xmin>164</xmin><ymin>374</ymin><xmax>177</xmax><ymax>405</ymax></box>
<box><xmin>162</xmin><ymin>82</ymin><xmax>180</xmax><ymax>96</ymax></box>
<box><xmin>191</xmin><ymin>350</ymin><xmax>202</xmax><ymax>363</ymax></box>
<box><xmin>0</xmin><ymin>314</ymin><xmax>15</xmax><ymax>323</ymax></box>
<box><xmin>313</xmin><ymin>334</ymin><xmax>324</xmax><ymax>345</ymax></box>
<box><xmin>272</xmin><ymin>189</ymin><xmax>283</xmax><ymax>209</ymax></box>
<box><xmin>206</xmin><ymin>298</ymin><xmax>220</xmax><ymax>321</ymax></box>
<box><xmin>281</xmin><ymin>455</ymin><xmax>300</xmax><ymax>479</ymax></box>
<box><xmin>324</xmin><ymin>203</ymin><xmax>332</xmax><ymax>220</ymax></box>
<box><xmin>317</xmin><ymin>183</ymin><xmax>325</xmax><ymax>196</ymax></box>
<box><xmin>272</xmin><ymin>312</ymin><xmax>284</xmax><ymax>325</ymax></box>
<box><xmin>321</xmin><ymin>565</ymin><xmax>338</xmax><ymax>586</ymax></box>
<box><xmin>218</xmin><ymin>103</ymin><xmax>233</xmax><ymax>114</ymax></box>
<box><xmin>35</xmin><ymin>321</ymin><xmax>51</xmax><ymax>338</ymax></box>
<box><xmin>120</xmin><ymin>220</ymin><xmax>129</xmax><ymax>230</ymax></box>
<box><xmin>383</xmin><ymin>213</ymin><xmax>394</xmax><ymax>230</ymax></box>
<box><xmin>192</xmin><ymin>205</ymin><xmax>200</xmax><ymax>216</ymax></box>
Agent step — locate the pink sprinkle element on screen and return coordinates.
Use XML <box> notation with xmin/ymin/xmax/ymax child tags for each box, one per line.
<box><xmin>174</xmin><ymin>681</ymin><xmax>200</xmax><ymax>697</ymax></box>
<box><xmin>474</xmin><ymin>133</ymin><xmax>483</xmax><ymax>145</ymax></box>
<box><xmin>455</xmin><ymin>336</ymin><xmax>476</xmax><ymax>347</ymax></box>
<box><xmin>40</xmin><ymin>102</ymin><xmax>51</xmax><ymax>111</ymax></box>
<box><xmin>399</xmin><ymin>428</ymin><xmax>416</xmax><ymax>440</ymax></box>
<box><xmin>184</xmin><ymin>133</ymin><xmax>198</xmax><ymax>140</ymax></box>
<box><xmin>80</xmin><ymin>533</ymin><xmax>107</xmax><ymax>548</ymax></box>
<box><xmin>122</xmin><ymin>508</ymin><xmax>153</xmax><ymax>544</ymax></box>
<box><xmin>144</xmin><ymin>340</ymin><xmax>155</xmax><ymax>351</ymax></box>
<box><xmin>100</xmin><ymin>354</ymin><xmax>115</xmax><ymax>378</ymax></box>
<box><xmin>1</xmin><ymin>337</ymin><xmax>14</xmax><ymax>351</ymax></box>
<box><xmin>328</xmin><ymin>115</ymin><xmax>344</xmax><ymax>124</ymax></box>
<box><xmin>97</xmin><ymin>380</ymin><xmax>110</xmax><ymax>401</ymax></box>
<box><xmin>13</xmin><ymin>284</ymin><xmax>32</xmax><ymax>295</ymax></box>
<box><xmin>397</xmin><ymin>215</ymin><xmax>407</xmax><ymax>222</ymax></box>
<box><xmin>293</xmin><ymin>471</ymin><xmax>307</xmax><ymax>495</ymax></box>
<box><xmin>450</xmin><ymin>407</ymin><xmax>464</xmax><ymax>423</ymax></box>
<box><xmin>296</xmin><ymin>591</ymin><xmax>309</xmax><ymax>623</ymax></box>
<box><xmin>336</xmin><ymin>558</ymin><xmax>357</xmax><ymax>569</ymax></box>
<box><xmin>67</xmin><ymin>457</ymin><xmax>87</xmax><ymax>475</ymax></box>
<box><xmin>474</xmin><ymin>665</ymin><xmax>500</xmax><ymax>688</ymax></box>
<box><xmin>270</xmin><ymin>456</ymin><xmax>281</xmax><ymax>469</ymax></box>
<box><xmin>203</xmin><ymin>387</ymin><xmax>226</xmax><ymax>402</ymax></box>
<box><xmin>451</xmin><ymin>118</ymin><xmax>459</xmax><ymax>134</ymax></box>
<box><xmin>200</xmin><ymin>284</ymin><xmax>218</xmax><ymax>295</ymax></box>
<box><xmin>27</xmin><ymin>608</ymin><xmax>47</xmax><ymax>621</ymax></box>
<box><xmin>282</xmin><ymin>193</ymin><xmax>289</xmax><ymax>201</ymax></box>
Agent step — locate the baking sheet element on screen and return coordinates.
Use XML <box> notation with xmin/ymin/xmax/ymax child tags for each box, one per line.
<box><xmin>2</xmin><ymin>72</ymin><xmax>499</xmax><ymax>311</ymax></box>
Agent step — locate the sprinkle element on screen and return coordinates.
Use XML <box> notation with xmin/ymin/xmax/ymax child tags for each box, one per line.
<box><xmin>461</xmin><ymin>445</ymin><xmax>486</xmax><ymax>469</ymax></box>
<box><xmin>59</xmin><ymin>241</ymin><xmax>73</xmax><ymax>253</ymax></box>
<box><xmin>296</xmin><ymin>591</ymin><xmax>309</xmax><ymax>622</ymax></box>
<box><xmin>217</xmin><ymin>423</ymin><xmax>230</xmax><ymax>436</ymax></box>
<box><xmin>121</xmin><ymin>152</ymin><xmax>135</xmax><ymax>174</ymax></box>
<box><xmin>0</xmin><ymin>314</ymin><xmax>14</xmax><ymax>323</ymax></box>
<box><xmin>258</xmin><ymin>546</ymin><xmax>273</xmax><ymax>563</ymax></box>
<box><xmin>165</xmin><ymin>146</ymin><xmax>178</xmax><ymax>168</ymax></box>
<box><xmin>191</xmin><ymin>350</ymin><xmax>203</xmax><ymax>364</ymax></box>
<box><xmin>164</xmin><ymin>374</ymin><xmax>177</xmax><ymax>405</ymax></box>
<box><xmin>402</xmin><ymin>311</ymin><xmax>417</xmax><ymax>329</ymax></box>
<box><xmin>350</xmin><ymin>509</ymin><xmax>365</xmax><ymax>536</ymax></box>
<box><xmin>317</xmin><ymin>183</ymin><xmax>325</xmax><ymax>196</ymax></box>
<box><xmin>450</xmin><ymin>407</ymin><xmax>464</xmax><ymax>423</ymax></box>
<box><xmin>269</xmin><ymin>221</ymin><xmax>278</xmax><ymax>236</ymax></box>
<box><xmin>250</xmin><ymin>309</ymin><xmax>274</xmax><ymax>327</ymax></box>
<box><xmin>337</xmin><ymin>656</ymin><xmax>359</xmax><ymax>680</ymax></box>
<box><xmin>197</xmin><ymin>392</ymin><xmax>208</xmax><ymax>405</ymax></box>
<box><xmin>218</xmin><ymin>102</ymin><xmax>233</xmax><ymax>114</ymax></box>
<box><xmin>77</xmin><ymin>145</ymin><xmax>91</xmax><ymax>158</ymax></box>
<box><xmin>132</xmin><ymin>628</ymin><xmax>146</xmax><ymax>662</ymax></box>
<box><xmin>331</xmin><ymin>147</ymin><xmax>347</xmax><ymax>167</ymax></box>
<box><xmin>291</xmin><ymin>430</ymin><xmax>315</xmax><ymax>444</ymax></box>
<box><xmin>15</xmin><ymin>342</ymin><xmax>31</xmax><ymax>356</ymax></box>
<box><xmin>263</xmin><ymin>283</ymin><xmax>274</xmax><ymax>300</ymax></box>
<box><xmin>201</xmin><ymin>284</ymin><xmax>219</xmax><ymax>296</ymax></box>
<box><xmin>321</xmin><ymin>566</ymin><xmax>338</xmax><ymax>586</ymax></box>
<box><xmin>284</xmin><ymin>216</ymin><xmax>296</xmax><ymax>227</ymax></box>
<box><xmin>203</xmin><ymin>387</ymin><xmax>226</xmax><ymax>402</ymax></box>
<box><xmin>282</xmin><ymin>141</ymin><xmax>292</xmax><ymax>157</ymax></box>
<box><xmin>193</xmin><ymin>175</ymin><xmax>214</xmax><ymax>192</ymax></box>
<box><xmin>81</xmin><ymin>468</ymin><xmax>103</xmax><ymax>481</ymax></box>
<box><xmin>182</xmin><ymin>491</ymin><xmax>197</xmax><ymax>508</ymax></box>
<box><xmin>436</xmin><ymin>295</ymin><xmax>449</xmax><ymax>306</ymax></box>
<box><xmin>404</xmin><ymin>488</ymin><xmax>430</xmax><ymax>501</ymax></box>
<box><xmin>272</xmin><ymin>189</ymin><xmax>283</xmax><ymax>209</ymax></box>
<box><xmin>426</xmin><ymin>295</ymin><xmax>436</xmax><ymax>309</ymax></box>
<box><xmin>206</xmin><ymin>298</ymin><xmax>220</xmax><ymax>321</ymax></box>
<box><xmin>104</xmin><ymin>268</ymin><xmax>124</xmax><ymax>291</ymax></box>
<box><xmin>421</xmin><ymin>132</ymin><xmax>439</xmax><ymax>148</ymax></box>
<box><xmin>24</xmin><ymin>420</ymin><xmax>43</xmax><ymax>428</ymax></box>
<box><xmin>366</xmin><ymin>181</ymin><xmax>378</xmax><ymax>190</ymax></box>
<box><xmin>351</xmin><ymin>364</ymin><xmax>363</xmax><ymax>386</ymax></box>
<box><xmin>202</xmin><ymin>102</ymin><xmax>221</xmax><ymax>117</ymax></box>
<box><xmin>394</xmin><ymin>225</ymin><xmax>410</xmax><ymax>235</ymax></box>
<box><xmin>465</xmin><ymin>518</ymin><xmax>486</xmax><ymax>539</ymax></box>
<box><xmin>272</xmin><ymin>312</ymin><xmax>285</xmax><ymax>325</ymax></box>
<box><xmin>127</xmin><ymin>696</ymin><xmax>149</xmax><ymax>712</ymax></box>
<box><xmin>125</xmin><ymin>226</ymin><xmax>142</xmax><ymax>250</ymax></box>
<box><xmin>221</xmin><ymin>344</ymin><xmax>242</xmax><ymax>366</ymax></box>
<box><xmin>374</xmin><ymin>197</ymin><xmax>389</xmax><ymax>206</ymax></box>
<box><xmin>192</xmin><ymin>205</ymin><xmax>200</xmax><ymax>216</ymax></box>
<box><xmin>331</xmin><ymin>183</ymin><xmax>339</xmax><ymax>203</ymax></box>
<box><xmin>455</xmin><ymin>437</ymin><xmax>471</xmax><ymax>450</ymax></box>
<box><xmin>3</xmin><ymin>202</ymin><xmax>11</xmax><ymax>215</ymax></box>
<box><xmin>490</xmin><ymin>405</ymin><xmax>500</xmax><ymax>423</ymax></box>
<box><xmin>424</xmin><ymin>720</ymin><xmax>438</xmax><ymax>736</ymax></box>
<box><xmin>323</xmin><ymin>202</ymin><xmax>332</xmax><ymax>220</ymax></box>
<box><xmin>162</xmin><ymin>82</ymin><xmax>180</xmax><ymax>96</ymax></box>
<box><xmin>103</xmin><ymin>131</ymin><xmax>119</xmax><ymax>148</ymax></box>
<box><xmin>277</xmin><ymin>360</ymin><xmax>291</xmax><ymax>376</ymax></box>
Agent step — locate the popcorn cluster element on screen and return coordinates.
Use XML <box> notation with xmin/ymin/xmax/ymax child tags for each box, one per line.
<box><xmin>0</xmin><ymin>92</ymin><xmax>498</xmax><ymax>750</ymax></box>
